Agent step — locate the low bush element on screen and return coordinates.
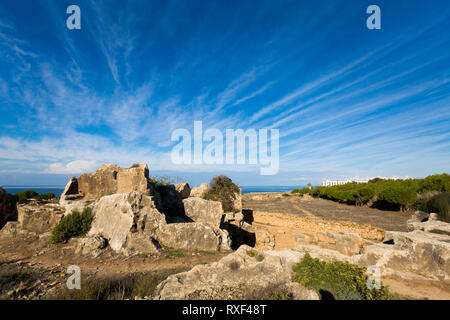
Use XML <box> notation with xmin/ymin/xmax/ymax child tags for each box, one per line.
<box><xmin>15</xmin><ymin>190</ymin><xmax>55</xmax><ymax>201</ymax></box>
<box><xmin>202</xmin><ymin>175</ymin><xmax>241</xmax><ymax>212</ymax></box>
<box><xmin>33</xmin><ymin>192</ymin><xmax>55</xmax><ymax>201</ymax></box>
<box><xmin>16</xmin><ymin>190</ymin><xmax>38</xmax><ymax>201</ymax></box>
<box><xmin>50</xmin><ymin>208</ymin><xmax>93</xmax><ymax>243</ymax></box>
<box><xmin>292</xmin><ymin>254</ymin><xmax>391</xmax><ymax>300</ymax></box>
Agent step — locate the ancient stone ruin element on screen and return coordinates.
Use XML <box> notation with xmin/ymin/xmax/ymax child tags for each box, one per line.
<box><xmin>57</xmin><ymin>163</ymin><xmax>248</xmax><ymax>256</ymax></box>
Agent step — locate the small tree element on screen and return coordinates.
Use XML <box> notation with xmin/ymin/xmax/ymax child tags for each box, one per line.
<box><xmin>50</xmin><ymin>208</ymin><xmax>93</xmax><ymax>243</ymax></box>
<box><xmin>379</xmin><ymin>187</ymin><xmax>416</xmax><ymax>211</ymax></box>
<box><xmin>202</xmin><ymin>175</ymin><xmax>240</xmax><ymax>212</ymax></box>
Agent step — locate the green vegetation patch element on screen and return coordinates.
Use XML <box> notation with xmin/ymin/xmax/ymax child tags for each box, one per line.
<box><xmin>50</xmin><ymin>208</ymin><xmax>93</xmax><ymax>244</ymax></box>
<box><xmin>163</xmin><ymin>247</ymin><xmax>185</xmax><ymax>259</ymax></box>
<box><xmin>292</xmin><ymin>254</ymin><xmax>391</xmax><ymax>300</ymax></box>
<box><xmin>202</xmin><ymin>175</ymin><xmax>241</xmax><ymax>212</ymax></box>
<box><xmin>291</xmin><ymin>173</ymin><xmax>450</xmax><ymax>212</ymax></box>
<box><xmin>16</xmin><ymin>190</ymin><xmax>55</xmax><ymax>202</ymax></box>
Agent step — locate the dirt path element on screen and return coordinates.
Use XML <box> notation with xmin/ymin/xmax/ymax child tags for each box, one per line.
<box><xmin>243</xmin><ymin>193</ymin><xmax>411</xmax><ymax>231</ymax></box>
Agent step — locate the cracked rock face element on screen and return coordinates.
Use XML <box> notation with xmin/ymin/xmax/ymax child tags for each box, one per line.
<box><xmin>358</xmin><ymin>230</ymin><xmax>450</xmax><ymax>280</ymax></box>
<box><xmin>17</xmin><ymin>202</ymin><xmax>65</xmax><ymax>234</ymax></box>
<box><xmin>154</xmin><ymin>245</ymin><xmax>319</xmax><ymax>300</ymax></box>
<box><xmin>182</xmin><ymin>197</ymin><xmax>224</xmax><ymax>228</ymax></box>
<box><xmin>89</xmin><ymin>191</ymin><xmax>231</xmax><ymax>254</ymax></box>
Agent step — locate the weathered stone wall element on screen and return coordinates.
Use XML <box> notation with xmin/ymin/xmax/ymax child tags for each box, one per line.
<box><xmin>61</xmin><ymin>163</ymin><xmax>152</xmax><ymax>200</ymax></box>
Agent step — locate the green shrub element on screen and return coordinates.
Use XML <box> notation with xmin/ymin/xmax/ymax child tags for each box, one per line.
<box><xmin>16</xmin><ymin>190</ymin><xmax>38</xmax><ymax>201</ymax></box>
<box><xmin>292</xmin><ymin>254</ymin><xmax>391</xmax><ymax>300</ymax></box>
<box><xmin>378</xmin><ymin>186</ymin><xmax>416</xmax><ymax>211</ymax></box>
<box><xmin>33</xmin><ymin>192</ymin><xmax>55</xmax><ymax>201</ymax></box>
<box><xmin>50</xmin><ymin>208</ymin><xmax>93</xmax><ymax>243</ymax></box>
<box><xmin>15</xmin><ymin>190</ymin><xmax>55</xmax><ymax>201</ymax></box>
<box><xmin>202</xmin><ymin>175</ymin><xmax>240</xmax><ymax>212</ymax></box>
<box><xmin>423</xmin><ymin>193</ymin><xmax>450</xmax><ymax>222</ymax></box>
<box><xmin>291</xmin><ymin>187</ymin><xmax>312</xmax><ymax>195</ymax></box>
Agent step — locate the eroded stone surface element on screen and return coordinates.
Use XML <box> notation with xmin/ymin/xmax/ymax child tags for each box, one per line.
<box><xmin>182</xmin><ymin>197</ymin><xmax>224</xmax><ymax>228</ymax></box>
<box><xmin>60</xmin><ymin>164</ymin><xmax>153</xmax><ymax>201</ymax></box>
<box><xmin>89</xmin><ymin>191</ymin><xmax>231</xmax><ymax>254</ymax></box>
<box><xmin>155</xmin><ymin>245</ymin><xmax>319</xmax><ymax>300</ymax></box>
<box><xmin>189</xmin><ymin>183</ymin><xmax>208</xmax><ymax>198</ymax></box>
<box><xmin>17</xmin><ymin>202</ymin><xmax>65</xmax><ymax>234</ymax></box>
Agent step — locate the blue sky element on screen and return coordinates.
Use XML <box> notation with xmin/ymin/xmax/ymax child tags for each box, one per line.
<box><xmin>0</xmin><ymin>0</ymin><xmax>449</xmax><ymax>187</ymax></box>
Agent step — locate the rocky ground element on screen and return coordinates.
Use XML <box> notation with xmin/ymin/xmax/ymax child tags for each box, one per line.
<box><xmin>242</xmin><ymin>192</ymin><xmax>449</xmax><ymax>300</ymax></box>
<box><xmin>1</xmin><ymin>177</ymin><xmax>449</xmax><ymax>300</ymax></box>
<box><xmin>0</xmin><ymin>230</ymin><xmax>229</xmax><ymax>299</ymax></box>
<box><xmin>243</xmin><ymin>192</ymin><xmax>411</xmax><ymax>231</ymax></box>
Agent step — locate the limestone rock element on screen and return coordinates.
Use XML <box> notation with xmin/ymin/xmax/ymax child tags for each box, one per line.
<box><xmin>255</xmin><ymin>228</ymin><xmax>275</xmax><ymax>250</ymax></box>
<box><xmin>89</xmin><ymin>192</ymin><xmax>163</xmax><ymax>253</ymax></box>
<box><xmin>76</xmin><ymin>235</ymin><xmax>107</xmax><ymax>258</ymax></box>
<box><xmin>358</xmin><ymin>230</ymin><xmax>450</xmax><ymax>280</ymax></box>
<box><xmin>156</xmin><ymin>222</ymin><xmax>229</xmax><ymax>251</ymax></box>
<box><xmin>60</xmin><ymin>199</ymin><xmax>97</xmax><ymax>216</ymax></box>
<box><xmin>232</xmin><ymin>188</ymin><xmax>243</xmax><ymax>212</ymax></box>
<box><xmin>17</xmin><ymin>202</ymin><xmax>65</xmax><ymax>234</ymax></box>
<box><xmin>182</xmin><ymin>197</ymin><xmax>224</xmax><ymax>228</ymax></box>
<box><xmin>407</xmin><ymin>214</ymin><xmax>450</xmax><ymax>236</ymax></box>
<box><xmin>0</xmin><ymin>187</ymin><xmax>17</xmax><ymax>229</ymax></box>
<box><xmin>89</xmin><ymin>191</ymin><xmax>231</xmax><ymax>254</ymax></box>
<box><xmin>294</xmin><ymin>231</ymin><xmax>365</xmax><ymax>256</ymax></box>
<box><xmin>154</xmin><ymin>245</ymin><xmax>319</xmax><ymax>300</ymax></box>
<box><xmin>174</xmin><ymin>182</ymin><xmax>191</xmax><ymax>199</ymax></box>
<box><xmin>189</xmin><ymin>183</ymin><xmax>208</xmax><ymax>198</ymax></box>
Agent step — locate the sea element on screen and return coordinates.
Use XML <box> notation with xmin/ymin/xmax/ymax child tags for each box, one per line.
<box><xmin>3</xmin><ymin>185</ymin><xmax>299</xmax><ymax>196</ymax></box>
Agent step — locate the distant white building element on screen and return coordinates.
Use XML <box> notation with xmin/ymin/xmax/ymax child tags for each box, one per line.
<box><xmin>321</xmin><ymin>176</ymin><xmax>404</xmax><ymax>187</ymax></box>
<box><xmin>322</xmin><ymin>180</ymin><xmax>353</xmax><ymax>187</ymax></box>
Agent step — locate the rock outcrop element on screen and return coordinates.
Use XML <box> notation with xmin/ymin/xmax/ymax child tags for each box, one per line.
<box><xmin>407</xmin><ymin>211</ymin><xmax>450</xmax><ymax>236</ymax></box>
<box><xmin>88</xmin><ymin>191</ymin><xmax>231</xmax><ymax>254</ymax></box>
<box><xmin>17</xmin><ymin>202</ymin><xmax>65</xmax><ymax>234</ymax></box>
<box><xmin>358</xmin><ymin>230</ymin><xmax>450</xmax><ymax>280</ymax></box>
<box><xmin>75</xmin><ymin>235</ymin><xmax>107</xmax><ymax>258</ymax></box>
<box><xmin>294</xmin><ymin>231</ymin><xmax>366</xmax><ymax>256</ymax></box>
<box><xmin>155</xmin><ymin>245</ymin><xmax>319</xmax><ymax>300</ymax></box>
<box><xmin>182</xmin><ymin>197</ymin><xmax>223</xmax><ymax>228</ymax></box>
<box><xmin>0</xmin><ymin>187</ymin><xmax>17</xmax><ymax>229</ymax></box>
